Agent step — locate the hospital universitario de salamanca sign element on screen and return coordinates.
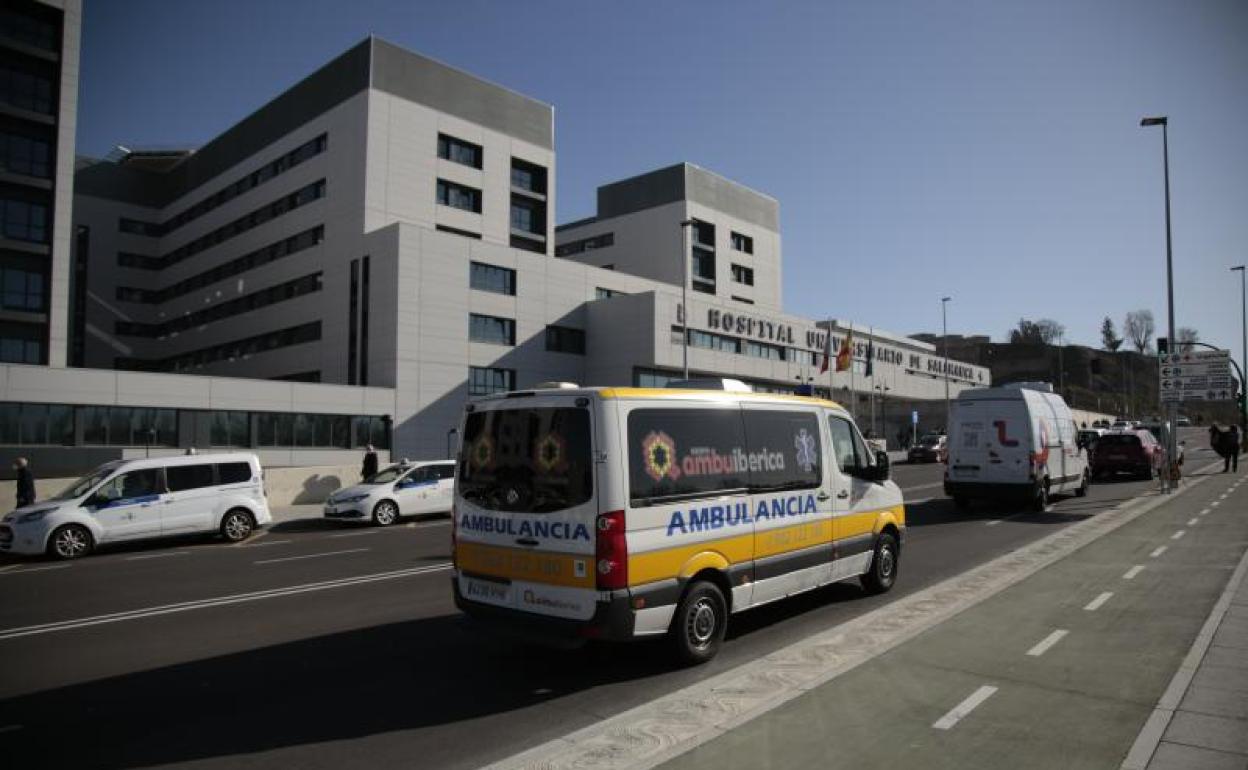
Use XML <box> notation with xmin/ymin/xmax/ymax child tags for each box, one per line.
<box><xmin>703</xmin><ymin>308</ymin><xmax>984</xmax><ymax>384</ymax></box>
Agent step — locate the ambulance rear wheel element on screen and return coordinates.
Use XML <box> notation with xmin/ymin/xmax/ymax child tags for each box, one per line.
<box><xmin>670</xmin><ymin>581</ymin><xmax>727</xmax><ymax>665</ymax></box>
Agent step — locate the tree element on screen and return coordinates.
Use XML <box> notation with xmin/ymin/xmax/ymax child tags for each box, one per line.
<box><xmin>1124</xmin><ymin>310</ymin><xmax>1155</xmax><ymax>353</ymax></box>
<box><xmin>1101</xmin><ymin>317</ymin><xmax>1123</xmax><ymax>351</ymax></box>
<box><xmin>1009</xmin><ymin>319</ymin><xmax>1043</xmax><ymax>344</ymax></box>
<box><xmin>1176</xmin><ymin>327</ymin><xmax>1199</xmax><ymax>353</ymax></box>
<box><xmin>1036</xmin><ymin>319</ymin><xmax>1066</xmax><ymax>345</ymax></box>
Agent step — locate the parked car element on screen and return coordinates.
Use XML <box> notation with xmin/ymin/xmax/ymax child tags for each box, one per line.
<box><xmin>908</xmin><ymin>433</ymin><xmax>947</xmax><ymax>463</ymax></box>
<box><xmin>1176</xmin><ymin>416</ymin><xmax>1192</xmax><ymax>427</ymax></box>
<box><xmin>0</xmin><ymin>453</ymin><xmax>270</xmax><ymax>560</ymax></box>
<box><xmin>1077</xmin><ymin>428</ymin><xmax>1105</xmax><ymax>450</ymax></box>
<box><xmin>323</xmin><ymin>460</ymin><xmax>455</xmax><ymax>525</ymax></box>
<box><xmin>944</xmin><ymin>382</ymin><xmax>1089</xmax><ymax>511</ymax></box>
<box><xmin>1090</xmin><ymin>430</ymin><xmax>1162</xmax><ymax>480</ymax></box>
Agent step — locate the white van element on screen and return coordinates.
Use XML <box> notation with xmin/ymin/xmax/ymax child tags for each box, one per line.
<box><xmin>451</xmin><ymin>384</ymin><xmax>906</xmax><ymax>664</ymax></box>
<box><xmin>324</xmin><ymin>460</ymin><xmax>455</xmax><ymax>525</ymax></box>
<box><xmin>944</xmin><ymin>383</ymin><xmax>1089</xmax><ymax>511</ymax></box>
<box><xmin>0</xmin><ymin>453</ymin><xmax>271</xmax><ymax>559</ymax></box>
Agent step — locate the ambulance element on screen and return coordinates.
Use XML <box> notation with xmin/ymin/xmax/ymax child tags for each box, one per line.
<box><xmin>451</xmin><ymin>381</ymin><xmax>905</xmax><ymax>664</ymax></box>
<box><xmin>944</xmin><ymin>382</ymin><xmax>1089</xmax><ymax>511</ymax></box>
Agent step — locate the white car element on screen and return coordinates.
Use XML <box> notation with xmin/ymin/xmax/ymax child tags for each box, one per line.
<box><xmin>0</xmin><ymin>453</ymin><xmax>271</xmax><ymax>559</ymax></box>
<box><xmin>323</xmin><ymin>460</ymin><xmax>455</xmax><ymax>525</ymax></box>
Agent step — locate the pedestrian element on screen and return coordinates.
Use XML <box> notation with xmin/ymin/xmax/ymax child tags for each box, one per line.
<box><xmin>13</xmin><ymin>457</ymin><xmax>35</xmax><ymax>508</ymax></box>
<box><xmin>1227</xmin><ymin>426</ymin><xmax>1241</xmax><ymax>473</ymax></box>
<box><xmin>362</xmin><ymin>444</ymin><xmax>379</xmax><ymax>480</ymax></box>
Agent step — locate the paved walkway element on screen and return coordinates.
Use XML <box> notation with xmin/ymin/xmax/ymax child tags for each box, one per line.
<box><xmin>1125</xmin><ymin>471</ymin><xmax>1248</xmax><ymax>769</ymax></box>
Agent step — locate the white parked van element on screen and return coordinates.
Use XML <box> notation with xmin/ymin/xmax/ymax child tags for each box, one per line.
<box><xmin>0</xmin><ymin>453</ymin><xmax>270</xmax><ymax>559</ymax></box>
<box><xmin>944</xmin><ymin>383</ymin><xmax>1089</xmax><ymax>511</ymax></box>
<box><xmin>452</xmin><ymin>384</ymin><xmax>906</xmax><ymax>664</ymax></box>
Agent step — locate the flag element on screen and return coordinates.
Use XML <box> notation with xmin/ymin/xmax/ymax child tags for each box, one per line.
<box><xmin>835</xmin><ymin>332</ymin><xmax>853</xmax><ymax>372</ymax></box>
<box><xmin>864</xmin><ymin>337</ymin><xmax>874</xmax><ymax>377</ymax></box>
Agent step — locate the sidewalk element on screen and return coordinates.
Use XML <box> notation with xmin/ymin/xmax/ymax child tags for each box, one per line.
<box><xmin>1126</xmin><ymin>471</ymin><xmax>1248</xmax><ymax>769</ymax></box>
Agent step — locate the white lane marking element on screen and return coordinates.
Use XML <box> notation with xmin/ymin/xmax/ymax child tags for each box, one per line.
<box><xmin>1084</xmin><ymin>592</ymin><xmax>1114</xmax><ymax>611</ymax></box>
<box><xmin>1199</xmin><ymin>508</ymin><xmax>1211</xmax><ymax>516</ymax></box>
<box><xmin>907</xmin><ymin>497</ymin><xmax>931</xmax><ymax>505</ymax></box>
<box><xmin>0</xmin><ymin>564</ymin><xmax>22</xmax><ymax>573</ymax></box>
<box><xmin>902</xmin><ymin>481</ymin><xmax>945</xmax><ymax>493</ymax></box>
<box><xmin>1123</xmin><ymin>565</ymin><xmax>1145</xmax><ymax>580</ymax></box>
<box><xmin>0</xmin><ymin>563</ymin><xmax>453</xmax><ymax>641</ymax></box>
<box><xmin>329</xmin><ymin>529</ymin><xmax>380</xmax><ymax>538</ymax></box>
<box><xmin>986</xmin><ymin>513</ymin><xmax>1027</xmax><ymax>527</ymax></box>
<box><xmin>125</xmin><ymin>550</ymin><xmax>191</xmax><ymax>561</ymax></box>
<box><xmin>237</xmin><ymin>539</ymin><xmax>293</xmax><ymax>548</ymax></box>
<box><xmin>1220</xmin><ymin>493</ymin><xmax>1229</xmax><ymax>500</ymax></box>
<box><xmin>932</xmin><ymin>685</ymin><xmax>999</xmax><ymax>730</ymax></box>
<box><xmin>1026</xmin><ymin>629</ymin><xmax>1069</xmax><ymax>657</ymax></box>
<box><xmin>0</xmin><ymin>563</ymin><xmax>71</xmax><ymax>575</ymax></box>
<box><xmin>1171</xmin><ymin>530</ymin><xmax>1186</xmax><ymax>540</ymax></box>
<box><xmin>1187</xmin><ymin>518</ymin><xmax>1199</xmax><ymax>527</ymax></box>
<box><xmin>254</xmin><ymin>548</ymin><xmax>369</xmax><ymax>565</ymax></box>
<box><xmin>1150</xmin><ymin>545</ymin><xmax>1168</xmax><ymax>558</ymax></box>
<box><xmin>1210</xmin><ymin>501</ymin><xmax>1220</xmax><ymax>508</ymax></box>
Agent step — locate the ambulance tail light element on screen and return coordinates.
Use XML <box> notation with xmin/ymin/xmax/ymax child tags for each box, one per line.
<box><xmin>595</xmin><ymin>510</ymin><xmax>628</xmax><ymax>591</ymax></box>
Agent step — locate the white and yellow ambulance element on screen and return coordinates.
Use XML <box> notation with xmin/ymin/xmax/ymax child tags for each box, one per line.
<box><xmin>451</xmin><ymin>382</ymin><xmax>905</xmax><ymax>663</ymax></box>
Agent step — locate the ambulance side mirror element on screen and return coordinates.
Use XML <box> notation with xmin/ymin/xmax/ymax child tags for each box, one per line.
<box><xmin>870</xmin><ymin>451</ymin><xmax>891</xmax><ymax>483</ymax></box>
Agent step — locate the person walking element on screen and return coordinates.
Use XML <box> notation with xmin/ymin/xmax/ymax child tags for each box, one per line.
<box><xmin>361</xmin><ymin>444</ymin><xmax>379</xmax><ymax>480</ymax></box>
<box><xmin>1227</xmin><ymin>426</ymin><xmax>1241</xmax><ymax>473</ymax></box>
<box><xmin>13</xmin><ymin>457</ymin><xmax>35</xmax><ymax>508</ymax></box>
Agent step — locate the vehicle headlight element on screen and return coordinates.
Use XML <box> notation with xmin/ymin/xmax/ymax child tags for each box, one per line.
<box><xmin>17</xmin><ymin>509</ymin><xmax>50</xmax><ymax>524</ymax></box>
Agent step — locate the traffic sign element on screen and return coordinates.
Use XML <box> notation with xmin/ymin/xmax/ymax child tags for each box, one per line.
<box><xmin>1158</xmin><ymin>349</ymin><xmax>1234</xmax><ymax>402</ymax></box>
<box><xmin>911</xmin><ymin>410</ymin><xmax>919</xmax><ymax>425</ymax></box>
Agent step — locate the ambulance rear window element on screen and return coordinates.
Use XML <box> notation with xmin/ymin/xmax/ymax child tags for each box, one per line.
<box><xmin>459</xmin><ymin>407</ymin><xmax>592</xmax><ymax>513</ymax></box>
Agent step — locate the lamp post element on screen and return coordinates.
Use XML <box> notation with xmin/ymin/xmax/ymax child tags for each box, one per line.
<box><xmin>1140</xmin><ymin>116</ymin><xmax>1178</xmax><ymax>473</ymax></box>
<box><xmin>679</xmin><ymin>219</ymin><xmax>697</xmax><ymax>379</ymax></box>
<box><xmin>1234</xmin><ymin>265</ymin><xmax>1247</xmax><ymax>433</ymax></box>
<box><xmin>941</xmin><ymin>296</ymin><xmax>951</xmax><ymax>432</ymax></box>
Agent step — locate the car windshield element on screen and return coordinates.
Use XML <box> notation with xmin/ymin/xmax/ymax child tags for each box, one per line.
<box><xmin>918</xmin><ymin>434</ymin><xmax>942</xmax><ymax>446</ymax></box>
<box><xmin>48</xmin><ymin>463</ymin><xmax>123</xmax><ymax>501</ymax></box>
<box><xmin>1098</xmin><ymin>434</ymin><xmax>1141</xmax><ymax>447</ymax></box>
<box><xmin>365</xmin><ymin>465</ymin><xmax>408</xmax><ymax>484</ymax></box>
<box><xmin>459</xmin><ymin>406</ymin><xmax>592</xmax><ymax>513</ymax></box>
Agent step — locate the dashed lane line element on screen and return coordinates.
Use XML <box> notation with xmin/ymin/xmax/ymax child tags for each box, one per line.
<box><xmin>1084</xmin><ymin>592</ymin><xmax>1114</xmax><ymax>611</ymax></box>
<box><xmin>1171</xmin><ymin>530</ymin><xmax>1186</xmax><ymax>540</ymax></box>
<box><xmin>237</xmin><ymin>539</ymin><xmax>293</xmax><ymax>548</ymax></box>
<box><xmin>0</xmin><ymin>563</ymin><xmax>453</xmax><ymax>640</ymax></box>
<box><xmin>0</xmin><ymin>563</ymin><xmax>71</xmax><ymax>576</ymax></box>
<box><xmin>1150</xmin><ymin>545</ymin><xmax>1168</xmax><ymax>558</ymax></box>
<box><xmin>932</xmin><ymin>685</ymin><xmax>999</xmax><ymax>730</ymax></box>
<box><xmin>1026</xmin><ymin>629</ymin><xmax>1068</xmax><ymax>657</ymax></box>
<box><xmin>329</xmin><ymin>529</ymin><xmax>381</xmax><ymax>538</ymax></box>
<box><xmin>1187</xmin><ymin>518</ymin><xmax>1199</xmax><ymax>527</ymax></box>
<box><xmin>1123</xmin><ymin>565</ymin><xmax>1145</xmax><ymax>580</ymax></box>
<box><xmin>254</xmin><ymin>548</ymin><xmax>370</xmax><ymax>565</ymax></box>
<box><xmin>125</xmin><ymin>551</ymin><xmax>191</xmax><ymax>561</ymax></box>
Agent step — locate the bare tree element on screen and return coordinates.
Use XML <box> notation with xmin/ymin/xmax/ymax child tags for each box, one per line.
<box><xmin>1124</xmin><ymin>310</ymin><xmax>1155</xmax><ymax>353</ymax></box>
<box><xmin>1036</xmin><ymin>319</ymin><xmax>1066</xmax><ymax>345</ymax></box>
<box><xmin>1101</xmin><ymin>317</ymin><xmax>1122</xmax><ymax>351</ymax></box>
<box><xmin>1010</xmin><ymin>319</ymin><xmax>1044</xmax><ymax>344</ymax></box>
<box><xmin>1176</xmin><ymin>327</ymin><xmax>1199</xmax><ymax>353</ymax></box>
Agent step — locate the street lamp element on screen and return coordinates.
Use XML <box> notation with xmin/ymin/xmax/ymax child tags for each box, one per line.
<box><xmin>941</xmin><ymin>296</ymin><xmax>951</xmax><ymax>431</ymax></box>
<box><xmin>1140</xmin><ymin>115</ymin><xmax>1178</xmax><ymax>473</ymax></box>
<box><xmin>679</xmin><ymin>219</ymin><xmax>697</xmax><ymax>379</ymax></box>
<box><xmin>1234</xmin><ymin>265</ymin><xmax>1247</xmax><ymax>432</ymax></box>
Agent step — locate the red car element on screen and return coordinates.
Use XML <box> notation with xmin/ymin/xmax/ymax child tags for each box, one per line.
<box><xmin>1090</xmin><ymin>430</ymin><xmax>1162</xmax><ymax>480</ymax></box>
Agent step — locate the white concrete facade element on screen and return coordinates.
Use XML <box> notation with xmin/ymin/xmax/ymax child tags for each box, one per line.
<box><xmin>5</xmin><ymin>36</ymin><xmax>990</xmax><ymax>469</ymax></box>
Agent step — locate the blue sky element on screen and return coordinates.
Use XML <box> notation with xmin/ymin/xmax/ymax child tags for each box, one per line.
<box><xmin>78</xmin><ymin>0</ymin><xmax>1248</xmax><ymax>353</ymax></box>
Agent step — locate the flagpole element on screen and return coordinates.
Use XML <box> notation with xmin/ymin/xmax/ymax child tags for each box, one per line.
<box><xmin>849</xmin><ymin>321</ymin><xmax>856</xmax><ymax>420</ymax></box>
<box><xmin>869</xmin><ymin>326</ymin><xmax>876</xmax><ymax>436</ymax></box>
<box><xmin>826</xmin><ymin>318</ymin><xmax>833</xmax><ymax>400</ymax></box>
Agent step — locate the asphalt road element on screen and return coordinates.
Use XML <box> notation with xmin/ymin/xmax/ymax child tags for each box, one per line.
<box><xmin>0</xmin><ymin>434</ymin><xmax>1218</xmax><ymax>769</ymax></box>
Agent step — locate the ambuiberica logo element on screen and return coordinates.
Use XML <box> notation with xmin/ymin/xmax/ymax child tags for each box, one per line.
<box><xmin>640</xmin><ymin>430</ymin><xmax>787</xmax><ymax>483</ymax></box>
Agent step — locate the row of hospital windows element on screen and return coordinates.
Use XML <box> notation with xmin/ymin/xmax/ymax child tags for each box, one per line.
<box><xmin>0</xmin><ymin>65</ymin><xmax>54</xmax><ymax>116</ymax></box>
<box><xmin>1</xmin><ymin>6</ymin><xmax>61</xmax><ymax>53</ymax></box>
<box><xmin>436</xmin><ymin>134</ymin><xmax>548</xmax><ymax>196</ymax></box>
<box><xmin>672</xmin><ymin>326</ymin><xmax>822</xmax><ymax>367</ymax></box>
<box><xmin>0</xmin><ymin>131</ymin><xmax>52</xmax><ymax>179</ymax></box>
<box><xmin>116</xmin><ymin>321</ymin><xmax>322</xmax><ymax>374</ymax></box>
<box><xmin>115</xmin><ymin>273</ymin><xmax>322</xmax><ymax>339</ymax></box>
<box><xmin>118</xmin><ymin>134</ymin><xmax>327</xmax><ymax>239</ymax></box>
<box><xmin>113</xmin><ymin>179</ymin><xmax>325</xmax><ymax>271</ymax></box>
<box><xmin>465</xmin><ymin>366</ymin><xmax>808</xmax><ymax>400</ymax></box>
<box><xmin>468</xmin><ymin>313</ymin><xmax>585</xmax><ymax>354</ymax></box>
<box><xmin>0</xmin><ymin>402</ymin><xmax>389</xmax><ymax>449</ymax></box>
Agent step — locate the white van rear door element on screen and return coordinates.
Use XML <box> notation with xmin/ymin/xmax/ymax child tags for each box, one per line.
<box><xmin>454</xmin><ymin>394</ymin><xmax>598</xmax><ymax>621</ymax></box>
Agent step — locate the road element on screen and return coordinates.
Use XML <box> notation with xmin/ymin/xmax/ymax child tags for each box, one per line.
<box><xmin>0</xmin><ymin>434</ymin><xmax>1219</xmax><ymax>769</ymax></box>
